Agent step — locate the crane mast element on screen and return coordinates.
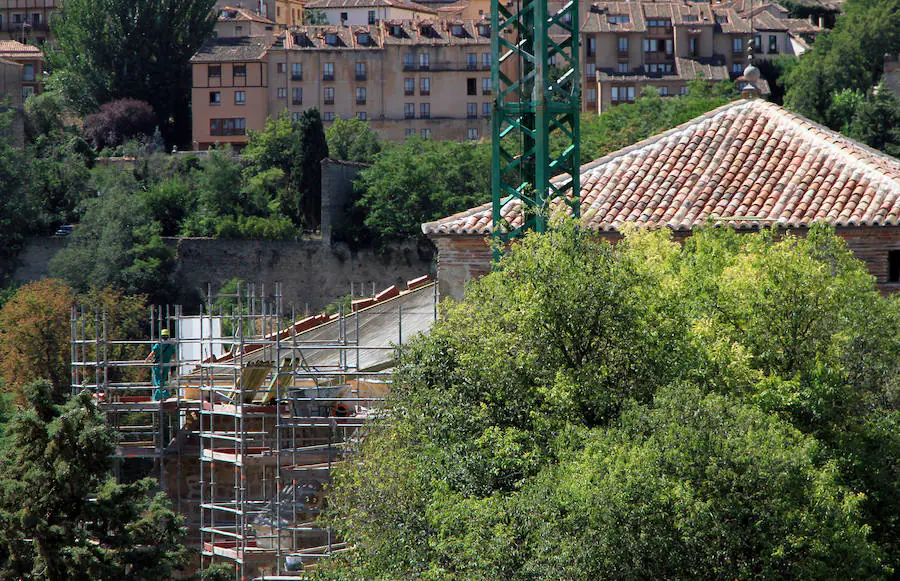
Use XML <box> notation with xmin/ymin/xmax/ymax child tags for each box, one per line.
<box><xmin>491</xmin><ymin>0</ymin><xmax>581</xmax><ymax>258</ymax></box>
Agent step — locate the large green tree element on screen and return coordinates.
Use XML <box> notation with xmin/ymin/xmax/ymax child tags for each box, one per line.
<box><xmin>325</xmin><ymin>116</ymin><xmax>381</xmax><ymax>164</ymax></box>
<box><xmin>49</xmin><ymin>0</ymin><xmax>217</xmax><ymax>146</ymax></box>
<box><xmin>325</xmin><ymin>222</ymin><xmax>899</xmax><ymax>579</ymax></box>
<box><xmin>0</xmin><ymin>380</ymin><xmax>188</xmax><ymax>580</ymax></box>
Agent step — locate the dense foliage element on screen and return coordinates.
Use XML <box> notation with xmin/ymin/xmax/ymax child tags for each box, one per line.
<box><xmin>0</xmin><ymin>380</ymin><xmax>188</xmax><ymax>580</ymax></box>
<box><xmin>325</xmin><ymin>222</ymin><xmax>900</xmax><ymax>579</ymax></box>
<box><xmin>82</xmin><ymin>99</ymin><xmax>158</xmax><ymax>151</ymax></box>
<box><xmin>49</xmin><ymin>0</ymin><xmax>217</xmax><ymax>146</ymax></box>
<box><xmin>325</xmin><ymin>116</ymin><xmax>381</xmax><ymax>164</ymax></box>
<box><xmin>783</xmin><ymin>0</ymin><xmax>900</xmax><ymax>155</ymax></box>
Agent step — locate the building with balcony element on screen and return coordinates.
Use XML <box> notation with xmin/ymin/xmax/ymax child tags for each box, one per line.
<box><xmin>0</xmin><ymin>0</ymin><xmax>55</xmax><ymax>45</ymax></box>
<box><xmin>582</xmin><ymin>1</ymin><xmax>758</xmax><ymax>112</ymax></box>
<box><xmin>191</xmin><ymin>19</ymin><xmax>492</xmax><ymax>149</ymax></box>
<box><xmin>0</xmin><ymin>39</ymin><xmax>42</xmax><ymax>100</ymax></box>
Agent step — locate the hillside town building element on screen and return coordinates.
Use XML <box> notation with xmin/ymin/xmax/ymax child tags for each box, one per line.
<box><xmin>0</xmin><ymin>0</ymin><xmax>54</xmax><ymax>45</ymax></box>
<box><xmin>424</xmin><ymin>99</ymin><xmax>900</xmax><ymax>299</ymax></box>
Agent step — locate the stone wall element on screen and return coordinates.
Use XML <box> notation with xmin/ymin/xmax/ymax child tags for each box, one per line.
<box><xmin>170</xmin><ymin>237</ymin><xmax>435</xmax><ymax>310</ymax></box>
<box><xmin>13</xmin><ymin>236</ymin><xmax>435</xmax><ymax>311</ymax></box>
<box><xmin>320</xmin><ymin>158</ymin><xmax>368</xmax><ymax>244</ymax></box>
<box><xmin>431</xmin><ymin>226</ymin><xmax>900</xmax><ymax>300</ymax></box>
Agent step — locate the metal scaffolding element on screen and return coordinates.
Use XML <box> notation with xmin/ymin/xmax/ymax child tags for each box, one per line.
<box><xmin>71</xmin><ymin>277</ymin><xmax>438</xmax><ymax>580</ymax></box>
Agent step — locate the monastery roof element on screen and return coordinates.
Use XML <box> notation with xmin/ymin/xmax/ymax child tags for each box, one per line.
<box><xmin>217</xmin><ymin>6</ymin><xmax>275</xmax><ymax>24</ymax></box>
<box><xmin>423</xmin><ymin>100</ymin><xmax>900</xmax><ymax>236</ymax></box>
<box><xmin>305</xmin><ymin>0</ymin><xmax>437</xmax><ymax>12</ymax></box>
<box><xmin>583</xmin><ymin>2</ymin><xmax>751</xmax><ymax>34</ymax></box>
<box><xmin>279</xmin><ymin>19</ymin><xmax>490</xmax><ymax>49</ymax></box>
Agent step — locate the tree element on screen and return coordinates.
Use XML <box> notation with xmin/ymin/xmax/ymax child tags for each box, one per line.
<box><xmin>325</xmin><ymin>222</ymin><xmax>900</xmax><ymax>578</ymax></box>
<box><xmin>48</xmin><ymin>167</ymin><xmax>176</xmax><ymax>303</ymax></box>
<box><xmin>783</xmin><ymin>0</ymin><xmax>900</xmax><ymax>128</ymax></box>
<box><xmin>243</xmin><ymin>109</ymin><xmax>328</xmax><ymax>229</ymax></box>
<box><xmin>82</xmin><ymin>98</ymin><xmax>158</xmax><ymax>151</ymax></box>
<box><xmin>0</xmin><ymin>105</ymin><xmax>33</xmax><ymax>271</ymax></box>
<box><xmin>0</xmin><ymin>380</ymin><xmax>189</xmax><ymax>580</ymax></box>
<box><xmin>355</xmin><ymin>137</ymin><xmax>491</xmax><ymax>242</ymax></box>
<box><xmin>49</xmin><ymin>0</ymin><xmax>217</xmax><ymax>146</ymax></box>
<box><xmin>325</xmin><ymin>116</ymin><xmax>381</xmax><ymax>164</ymax></box>
<box><xmin>0</xmin><ymin>280</ymin><xmax>73</xmax><ymax>404</ymax></box>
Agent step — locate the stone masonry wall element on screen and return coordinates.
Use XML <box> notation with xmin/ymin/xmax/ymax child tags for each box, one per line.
<box><xmin>432</xmin><ymin>226</ymin><xmax>900</xmax><ymax>300</ymax></box>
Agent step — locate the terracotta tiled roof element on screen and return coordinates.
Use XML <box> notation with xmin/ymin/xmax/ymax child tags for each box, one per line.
<box><xmin>0</xmin><ymin>40</ymin><xmax>43</xmax><ymax>59</ymax></box>
<box><xmin>191</xmin><ymin>36</ymin><xmax>272</xmax><ymax>62</ymax></box>
<box><xmin>422</xmin><ymin>100</ymin><xmax>900</xmax><ymax>236</ymax></box>
<box><xmin>582</xmin><ymin>2</ymin><xmax>751</xmax><ymax>34</ymax></box>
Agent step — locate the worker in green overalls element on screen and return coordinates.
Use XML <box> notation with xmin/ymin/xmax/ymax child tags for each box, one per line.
<box><xmin>145</xmin><ymin>329</ymin><xmax>177</xmax><ymax>401</ymax></box>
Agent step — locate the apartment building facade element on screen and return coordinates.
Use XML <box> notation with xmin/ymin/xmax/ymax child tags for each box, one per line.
<box><xmin>0</xmin><ymin>0</ymin><xmax>54</xmax><ymax>45</ymax></box>
<box><xmin>0</xmin><ymin>39</ymin><xmax>42</xmax><ymax>100</ymax></box>
<box><xmin>303</xmin><ymin>0</ymin><xmax>437</xmax><ymax>26</ymax></box>
<box><xmin>582</xmin><ymin>2</ymin><xmax>755</xmax><ymax>112</ymax></box>
<box><xmin>213</xmin><ymin>0</ymin><xmax>305</xmax><ymax>27</ymax></box>
<box><xmin>191</xmin><ymin>19</ymin><xmax>492</xmax><ymax>149</ymax></box>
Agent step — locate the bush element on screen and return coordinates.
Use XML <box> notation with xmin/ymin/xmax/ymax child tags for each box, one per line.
<box><xmin>82</xmin><ymin>98</ymin><xmax>157</xmax><ymax>150</ymax></box>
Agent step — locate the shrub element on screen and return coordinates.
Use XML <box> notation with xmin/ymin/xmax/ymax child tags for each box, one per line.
<box><xmin>82</xmin><ymin>98</ymin><xmax>157</xmax><ymax>150</ymax></box>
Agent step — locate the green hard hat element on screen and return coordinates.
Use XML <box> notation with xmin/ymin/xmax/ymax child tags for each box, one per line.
<box><xmin>161</xmin><ymin>329</ymin><xmax>170</xmax><ymax>338</ymax></box>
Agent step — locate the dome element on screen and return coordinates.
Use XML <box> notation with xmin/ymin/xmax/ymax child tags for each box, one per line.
<box><xmin>743</xmin><ymin>64</ymin><xmax>761</xmax><ymax>83</ymax></box>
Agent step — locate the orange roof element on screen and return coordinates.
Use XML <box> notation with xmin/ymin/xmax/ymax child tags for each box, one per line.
<box><xmin>423</xmin><ymin>100</ymin><xmax>900</xmax><ymax>236</ymax></box>
<box><xmin>0</xmin><ymin>40</ymin><xmax>43</xmax><ymax>59</ymax></box>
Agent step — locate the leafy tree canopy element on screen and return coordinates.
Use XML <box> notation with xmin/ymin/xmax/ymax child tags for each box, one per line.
<box><xmin>325</xmin><ymin>116</ymin><xmax>381</xmax><ymax>164</ymax></box>
<box><xmin>49</xmin><ymin>0</ymin><xmax>217</xmax><ymax>146</ymax></box>
<box><xmin>0</xmin><ymin>380</ymin><xmax>188</xmax><ymax>580</ymax></box>
<box><xmin>325</xmin><ymin>221</ymin><xmax>900</xmax><ymax>579</ymax></box>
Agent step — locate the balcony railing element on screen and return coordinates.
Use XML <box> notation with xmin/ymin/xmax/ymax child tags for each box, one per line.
<box><xmin>405</xmin><ymin>111</ymin><xmax>415</xmax><ymax>119</ymax></box>
<box><xmin>355</xmin><ymin>73</ymin><xmax>367</xmax><ymax>81</ymax></box>
<box><xmin>617</xmin><ymin>49</ymin><xmax>629</xmax><ymax>59</ymax></box>
<box><xmin>644</xmin><ymin>51</ymin><xmax>674</xmax><ymax>63</ymax></box>
<box><xmin>404</xmin><ymin>89</ymin><xmax>414</xmax><ymax>96</ymax></box>
<box><xmin>323</xmin><ymin>73</ymin><xmax>334</xmax><ymax>81</ymax></box>
<box><xmin>291</xmin><ymin>73</ymin><xmax>302</xmax><ymax>80</ymax></box>
<box><xmin>324</xmin><ymin>98</ymin><xmax>334</xmax><ymax>105</ymax></box>
<box><xmin>356</xmin><ymin>98</ymin><xmax>366</xmax><ymax>105</ymax></box>
<box><xmin>292</xmin><ymin>99</ymin><xmax>302</xmax><ymax>105</ymax></box>
<box><xmin>420</xmin><ymin>90</ymin><xmax>430</xmax><ymax>96</ymax></box>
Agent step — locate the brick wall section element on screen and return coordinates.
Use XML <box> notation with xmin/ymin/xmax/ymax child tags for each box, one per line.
<box><xmin>432</xmin><ymin>226</ymin><xmax>900</xmax><ymax>300</ymax></box>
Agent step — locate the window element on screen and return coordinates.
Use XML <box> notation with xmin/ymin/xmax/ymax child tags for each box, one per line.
<box><xmin>611</xmin><ymin>86</ymin><xmax>635</xmax><ymax>102</ymax></box>
<box><xmin>716</xmin><ymin>15</ymin><xmax>728</xmax><ymax>24</ymax></box>
<box><xmin>617</xmin><ymin>36</ymin><xmax>628</xmax><ymax>54</ymax></box>
<box><xmin>482</xmin><ymin>102</ymin><xmax>491</xmax><ymax>117</ymax></box>
<box><xmin>368</xmin><ymin>10</ymin><xmax>376</xmax><ymax>24</ymax></box>
<box><xmin>689</xmin><ymin>37</ymin><xmax>698</xmax><ymax>57</ymax></box>
<box><xmin>356</xmin><ymin>61</ymin><xmax>366</xmax><ymax>80</ymax></box>
<box><xmin>405</xmin><ymin>103</ymin><xmax>415</xmax><ymax>119</ymax></box>
<box><xmin>358</xmin><ymin>111</ymin><xmax>367</xmax><ymax>120</ymax></box>
<box><xmin>404</xmin><ymin>53</ymin><xmax>414</xmax><ymax>68</ymax></box>
<box><xmin>467</xmin><ymin>53</ymin><xmax>477</xmax><ymax>70</ymax></box>
<box><xmin>420</xmin><ymin>103</ymin><xmax>430</xmax><ymax>118</ymax></box>
<box><xmin>768</xmin><ymin>34</ymin><xmax>778</xmax><ymax>53</ymax></box>
<box><xmin>339</xmin><ymin>12</ymin><xmax>348</xmax><ymax>22</ymax></box>
<box><xmin>467</xmin><ymin>78</ymin><xmax>476</xmax><ymax>95</ymax></box>
<box><xmin>235</xmin><ymin>90</ymin><xmax>246</xmax><ymax>105</ymax></box>
<box><xmin>420</xmin><ymin>77</ymin><xmax>431</xmax><ymax>95</ymax></box>
<box><xmin>22</xmin><ymin>64</ymin><xmax>34</xmax><ymax>82</ymax></box>
<box><xmin>324</xmin><ymin>86</ymin><xmax>334</xmax><ymax>104</ymax></box>
<box><xmin>277</xmin><ymin>87</ymin><xmax>287</xmax><ymax>99</ymax></box>
<box><xmin>666</xmin><ymin>39</ymin><xmax>673</xmax><ymax>54</ymax></box>
<box><xmin>451</xmin><ymin>24</ymin><xmax>464</xmax><ymax>37</ymax></box>
<box><xmin>658</xmin><ymin>86</ymin><xmax>668</xmax><ymax>96</ymax></box>
<box><xmin>608</xmin><ymin>14</ymin><xmax>629</xmax><ymax>24</ymax></box>
<box><xmin>421</xmin><ymin>128</ymin><xmax>431</xmax><ymax>138</ymax></box>
<box><xmin>208</xmin><ymin>65</ymin><xmax>222</xmax><ymax>78</ymax></box>
<box><xmin>234</xmin><ymin>64</ymin><xmax>246</xmax><ymax>77</ymax></box>
<box><xmin>586</xmin><ymin>87</ymin><xmax>597</xmax><ymax>102</ymax></box>
<box><xmin>32</xmin><ymin>13</ymin><xmax>41</xmax><ymax>25</ymax></box>
<box><xmin>617</xmin><ymin>62</ymin><xmax>629</xmax><ymax>73</ymax></box>
<box><xmin>324</xmin><ymin>111</ymin><xmax>335</xmax><ymax>121</ymax></box>
<box><xmin>291</xmin><ymin>63</ymin><xmax>302</xmax><ymax>80</ymax></box>
<box><xmin>356</xmin><ymin>87</ymin><xmax>366</xmax><ymax>104</ymax></box>
<box><xmin>477</xmin><ymin>23</ymin><xmax>490</xmax><ymax>37</ymax></box>
<box><xmin>292</xmin><ymin>87</ymin><xmax>302</xmax><ymax>105</ymax></box>
<box><xmin>732</xmin><ymin>63</ymin><xmax>744</xmax><ymax>74</ymax></box>
<box><xmin>586</xmin><ymin>63</ymin><xmax>596</xmax><ymax>79</ymax></box>
<box><xmin>404</xmin><ymin>78</ymin><xmax>415</xmax><ymax>95</ymax></box>
<box><xmin>419</xmin><ymin>53</ymin><xmax>430</xmax><ymax>69</ymax></box>
<box><xmin>587</xmin><ymin>37</ymin><xmax>596</xmax><ymax>57</ymax></box>
<box><xmin>326</xmin><ymin>32</ymin><xmax>338</xmax><ymax>45</ymax></box>
<box><xmin>888</xmin><ymin>250</ymin><xmax>900</xmax><ymax>282</ymax></box>
<box><xmin>13</xmin><ymin>13</ymin><xmax>22</xmax><ymax>24</ymax></box>
<box><xmin>323</xmin><ymin>62</ymin><xmax>334</xmax><ymax>81</ymax></box>
<box><xmin>293</xmin><ymin>111</ymin><xmax>303</xmax><ymax>122</ymax></box>
<box><xmin>467</xmin><ymin>128</ymin><xmax>479</xmax><ymax>140</ymax></box>
<box><xmin>210</xmin><ymin>118</ymin><xmax>246</xmax><ymax>136</ymax></box>
<box><xmin>481</xmin><ymin>53</ymin><xmax>491</xmax><ymax>69</ymax></box>
<box><xmin>209</xmin><ymin>91</ymin><xmax>221</xmax><ymax>105</ymax></box>
<box><xmin>358</xmin><ymin>33</ymin><xmax>370</xmax><ymax>45</ymax></box>
<box><xmin>754</xmin><ymin>34</ymin><xmax>762</xmax><ymax>53</ymax></box>
<box><xmin>22</xmin><ymin>86</ymin><xmax>34</xmax><ymax>100</ymax></box>
<box><xmin>277</xmin><ymin>62</ymin><xmax>286</xmax><ymax>74</ymax></box>
<box><xmin>391</xmin><ymin>25</ymin><xmax>403</xmax><ymax>37</ymax></box>
<box><xmin>467</xmin><ymin>102</ymin><xmax>477</xmax><ymax>118</ymax></box>
<box><xmin>548</xmin><ymin>54</ymin><xmax>557</xmax><ymax>66</ymax></box>
<box><xmin>679</xmin><ymin>85</ymin><xmax>689</xmax><ymax>95</ymax></box>
<box><xmin>482</xmin><ymin>77</ymin><xmax>491</xmax><ymax>94</ymax></box>
<box><xmin>683</xmin><ymin>14</ymin><xmax>698</xmax><ymax>22</ymax></box>
<box><xmin>733</xmin><ymin>38</ymin><xmax>743</xmax><ymax>54</ymax></box>
<box><xmin>646</xmin><ymin>19</ymin><xmax>669</xmax><ymax>28</ymax></box>
<box><xmin>406</xmin><ymin>128</ymin><xmax>416</xmax><ymax>136</ymax></box>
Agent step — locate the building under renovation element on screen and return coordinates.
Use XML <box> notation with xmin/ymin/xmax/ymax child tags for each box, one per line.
<box><xmin>71</xmin><ymin>275</ymin><xmax>437</xmax><ymax>579</ymax></box>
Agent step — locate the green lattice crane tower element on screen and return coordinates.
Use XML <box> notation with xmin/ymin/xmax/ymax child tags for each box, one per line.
<box><xmin>491</xmin><ymin>0</ymin><xmax>581</xmax><ymax>259</ymax></box>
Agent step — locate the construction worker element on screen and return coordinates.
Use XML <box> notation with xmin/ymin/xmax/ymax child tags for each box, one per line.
<box><xmin>146</xmin><ymin>329</ymin><xmax>177</xmax><ymax>401</ymax></box>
